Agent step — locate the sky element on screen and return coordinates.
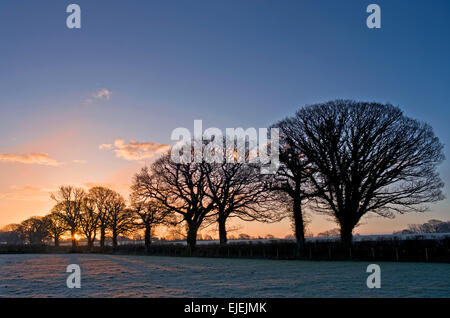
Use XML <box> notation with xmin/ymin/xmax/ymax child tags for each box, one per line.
<box><xmin>0</xmin><ymin>0</ymin><xmax>449</xmax><ymax>237</ymax></box>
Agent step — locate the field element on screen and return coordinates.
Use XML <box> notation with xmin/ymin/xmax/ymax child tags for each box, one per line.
<box><xmin>0</xmin><ymin>254</ymin><xmax>449</xmax><ymax>297</ymax></box>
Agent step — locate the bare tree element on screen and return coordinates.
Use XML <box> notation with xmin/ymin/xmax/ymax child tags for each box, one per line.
<box><xmin>106</xmin><ymin>191</ymin><xmax>132</xmax><ymax>249</ymax></box>
<box><xmin>267</xmin><ymin>130</ymin><xmax>316</xmax><ymax>255</ymax></box>
<box><xmin>405</xmin><ymin>219</ymin><xmax>450</xmax><ymax>234</ymax></box>
<box><xmin>51</xmin><ymin>186</ymin><xmax>85</xmax><ymax>249</ymax></box>
<box><xmin>129</xmin><ymin>191</ymin><xmax>172</xmax><ymax>253</ymax></box>
<box><xmin>88</xmin><ymin>186</ymin><xmax>115</xmax><ymax>249</ymax></box>
<box><xmin>43</xmin><ymin>211</ymin><xmax>67</xmax><ymax>247</ymax></box>
<box><xmin>19</xmin><ymin>216</ymin><xmax>50</xmax><ymax>244</ymax></box>
<box><xmin>238</xmin><ymin>233</ymin><xmax>251</xmax><ymax>240</ymax></box>
<box><xmin>203</xmin><ymin>162</ymin><xmax>282</xmax><ymax>246</ymax></box>
<box><xmin>276</xmin><ymin>100</ymin><xmax>445</xmax><ymax>247</ymax></box>
<box><xmin>133</xmin><ymin>154</ymin><xmax>215</xmax><ymax>251</ymax></box>
<box><xmin>0</xmin><ymin>224</ymin><xmax>25</xmax><ymax>245</ymax></box>
<box><xmin>79</xmin><ymin>196</ymin><xmax>99</xmax><ymax>250</ymax></box>
<box><xmin>317</xmin><ymin>228</ymin><xmax>340</xmax><ymax>237</ymax></box>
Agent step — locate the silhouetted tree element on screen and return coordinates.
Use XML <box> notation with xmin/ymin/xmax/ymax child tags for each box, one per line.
<box><xmin>129</xmin><ymin>191</ymin><xmax>172</xmax><ymax>253</ymax></box>
<box><xmin>79</xmin><ymin>196</ymin><xmax>99</xmax><ymax>250</ymax></box>
<box><xmin>317</xmin><ymin>228</ymin><xmax>340</xmax><ymax>237</ymax></box>
<box><xmin>203</xmin><ymin>162</ymin><xmax>282</xmax><ymax>246</ymax></box>
<box><xmin>0</xmin><ymin>224</ymin><xmax>24</xmax><ymax>245</ymax></box>
<box><xmin>133</xmin><ymin>154</ymin><xmax>215</xmax><ymax>251</ymax></box>
<box><xmin>405</xmin><ymin>219</ymin><xmax>450</xmax><ymax>234</ymax></box>
<box><xmin>88</xmin><ymin>186</ymin><xmax>115</xmax><ymax>249</ymax></box>
<box><xmin>238</xmin><ymin>233</ymin><xmax>250</xmax><ymax>240</ymax></box>
<box><xmin>267</xmin><ymin>127</ymin><xmax>316</xmax><ymax>255</ymax></box>
<box><xmin>106</xmin><ymin>191</ymin><xmax>132</xmax><ymax>249</ymax></box>
<box><xmin>276</xmin><ymin>100</ymin><xmax>445</xmax><ymax>247</ymax></box>
<box><xmin>51</xmin><ymin>186</ymin><xmax>85</xmax><ymax>249</ymax></box>
<box><xmin>44</xmin><ymin>211</ymin><xmax>67</xmax><ymax>247</ymax></box>
<box><xmin>19</xmin><ymin>216</ymin><xmax>50</xmax><ymax>245</ymax></box>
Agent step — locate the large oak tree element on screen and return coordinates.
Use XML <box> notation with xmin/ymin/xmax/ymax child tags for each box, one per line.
<box><xmin>276</xmin><ymin>100</ymin><xmax>444</xmax><ymax>247</ymax></box>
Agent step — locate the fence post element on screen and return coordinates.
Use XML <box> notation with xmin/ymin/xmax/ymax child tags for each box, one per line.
<box><xmin>425</xmin><ymin>248</ymin><xmax>429</xmax><ymax>262</ymax></box>
<box><xmin>276</xmin><ymin>248</ymin><xmax>279</xmax><ymax>259</ymax></box>
<box><xmin>395</xmin><ymin>248</ymin><xmax>399</xmax><ymax>262</ymax></box>
<box><xmin>328</xmin><ymin>247</ymin><xmax>332</xmax><ymax>260</ymax></box>
<box><xmin>349</xmin><ymin>248</ymin><xmax>352</xmax><ymax>260</ymax></box>
<box><xmin>309</xmin><ymin>247</ymin><xmax>312</xmax><ymax>259</ymax></box>
<box><xmin>371</xmin><ymin>248</ymin><xmax>375</xmax><ymax>260</ymax></box>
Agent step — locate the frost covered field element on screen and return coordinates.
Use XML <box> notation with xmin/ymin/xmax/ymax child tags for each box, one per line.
<box><xmin>0</xmin><ymin>254</ymin><xmax>449</xmax><ymax>297</ymax></box>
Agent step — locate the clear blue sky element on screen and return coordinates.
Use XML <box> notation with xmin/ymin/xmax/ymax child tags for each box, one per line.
<box><xmin>0</xmin><ymin>0</ymin><xmax>449</xmax><ymax>234</ymax></box>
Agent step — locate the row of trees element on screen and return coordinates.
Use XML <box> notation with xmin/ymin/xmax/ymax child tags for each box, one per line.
<box><xmin>395</xmin><ymin>219</ymin><xmax>450</xmax><ymax>235</ymax></box>
<box><xmin>132</xmin><ymin>155</ymin><xmax>284</xmax><ymax>251</ymax></box>
<box><xmin>0</xmin><ymin>178</ymin><xmax>279</xmax><ymax>251</ymax></box>
<box><xmin>128</xmin><ymin>100</ymin><xmax>445</xmax><ymax>253</ymax></box>
<box><xmin>0</xmin><ymin>100</ymin><xmax>445</xmax><ymax>255</ymax></box>
<box><xmin>0</xmin><ymin>186</ymin><xmax>139</xmax><ymax>250</ymax></box>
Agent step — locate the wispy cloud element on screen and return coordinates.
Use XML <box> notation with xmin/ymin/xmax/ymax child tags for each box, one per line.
<box><xmin>98</xmin><ymin>143</ymin><xmax>113</xmax><ymax>150</ymax></box>
<box><xmin>99</xmin><ymin>139</ymin><xmax>170</xmax><ymax>161</ymax></box>
<box><xmin>84</xmin><ymin>88</ymin><xmax>112</xmax><ymax>104</ymax></box>
<box><xmin>0</xmin><ymin>185</ymin><xmax>54</xmax><ymax>201</ymax></box>
<box><xmin>0</xmin><ymin>153</ymin><xmax>61</xmax><ymax>166</ymax></box>
<box><xmin>93</xmin><ymin>88</ymin><xmax>112</xmax><ymax>100</ymax></box>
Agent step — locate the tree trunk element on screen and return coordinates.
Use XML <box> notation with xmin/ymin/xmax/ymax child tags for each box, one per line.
<box><xmin>100</xmin><ymin>227</ymin><xmax>106</xmax><ymax>249</ymax></box>
<box><xmin>340</xmin><ymin>223</ymin><xmax>354</xmax><ymax>249</ymax></box>
<box><xmin>112</xmin><ymin>232</ymin><xmax>118</xmax><ymax>249</ymax></box>
<box><xmin>144</xmin><ymin>224</ymin><xmax>152</xmax><ymax>253</ymax></box>
<box><xmin>186</xmin><ymin>224</ymin><xmax>198</xmax><ymax>254</ymax></box>
<box><xmin>71</xmin><ymin>230</ymin><xmax>77</xmax><ymax>250</ymax></box>
<box><xmin>292</xmin><ymin>195</ymin><xmax>305</xmax><ymax>257</ymax></box>
<box><xmin>87</xmin><ymin>237</ymin><xmax>94</xmax><ymax>250</ymax></box>
<box><xmin>218</xmin><ymin>215</ymin><xmax>227</xmax><ymax>246</ymax></box>
<box><xmin>54</xmin><ymin>236</ymin><xmax>59</xmax><ymax>247</ymax></box>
